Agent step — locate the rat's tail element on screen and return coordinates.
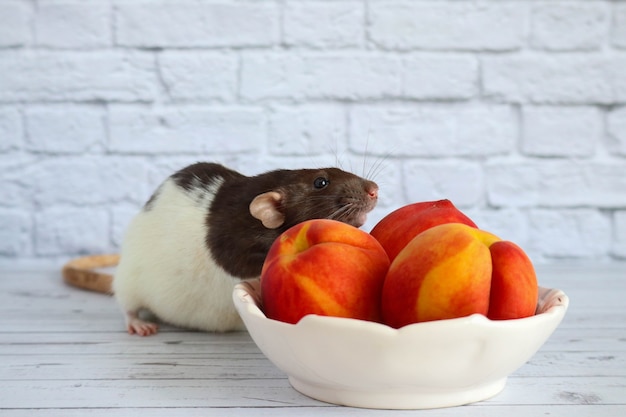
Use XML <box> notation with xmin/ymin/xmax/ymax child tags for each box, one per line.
<box><xmin>62</xmin><ymin>254</ymin><xmax>119</xmax><ymax>295</ymax></box>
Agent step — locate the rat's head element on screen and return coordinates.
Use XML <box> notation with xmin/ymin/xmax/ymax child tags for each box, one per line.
<box><xmin>249</xmin><ymin>167</ymin><xmax>378</xmax><ymax>230</ymax></box>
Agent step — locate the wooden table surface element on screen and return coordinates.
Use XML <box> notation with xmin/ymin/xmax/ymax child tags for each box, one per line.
<box><xmin>0</xmin><ymin>264</ymin><xmax>624</xmax><ymax>416</ymax></box>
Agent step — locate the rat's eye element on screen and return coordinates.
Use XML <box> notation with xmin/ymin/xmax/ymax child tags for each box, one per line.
<box><xmin>313</xmin><ymin>177</ymin><xmax>330</xmax><ymax>189</ymax></box>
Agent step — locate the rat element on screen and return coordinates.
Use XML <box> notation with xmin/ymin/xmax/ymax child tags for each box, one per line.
<box><xmin>62</xmin><ymin>162</ymin><xmax>379</xmax><ymax>336</ymax></box>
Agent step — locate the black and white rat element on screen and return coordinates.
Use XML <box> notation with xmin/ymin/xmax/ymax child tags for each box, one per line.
<box><xmin>63</xmin><ymin>162</ymin><xmax>379</xmax><ymax>336</ymax></box>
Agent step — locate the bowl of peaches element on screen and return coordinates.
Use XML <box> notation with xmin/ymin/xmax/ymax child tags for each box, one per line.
<box><xmin>233</xmin><ymin>200</ymin><xmax>569</xmax><ymax>409</ymax></box>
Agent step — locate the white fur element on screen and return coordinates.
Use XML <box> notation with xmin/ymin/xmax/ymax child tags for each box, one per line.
<box><xmin>112</xmin><ymin>177</ymin><xmax>246</xmax><ymax>332</ymax></box>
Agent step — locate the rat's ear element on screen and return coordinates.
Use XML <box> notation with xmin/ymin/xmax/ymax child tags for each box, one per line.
<box><xmin>249</xmin><ymin>191</ymin><xmax>285</xmax><ymax>229</ymax></box>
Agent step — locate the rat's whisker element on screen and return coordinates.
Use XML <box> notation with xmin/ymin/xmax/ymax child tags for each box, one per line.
<box><xmin>368</xmin><ymin>151</ymin><xmax>393</xmax><ymax>181</ymax></box>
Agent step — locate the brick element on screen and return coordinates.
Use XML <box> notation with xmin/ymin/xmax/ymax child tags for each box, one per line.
<box><xmin>159</xmin><ymin>52</ymin><xmax>238</xmax><ymax>101</ymax></box>
<box><xmin>111</xmin><ymin>204</ymin><xmax>140</xmax><ymax>248</ymax></box>
<box><xmin>363</xmin><ymin>162</ymin><xmax>403</xmax><ymax>210</ymax></box>
<box><xmin>27</xmin><ymin>156</ymin><xmax>152</xmax><ymax>206</ymax></box>
<box><xmin>35</xmin><ymin>2</ymin><xmax>111</xmax><ymax>48</ymax></box>
<box><xmin>402</xmin><ymin>160</ymin><xmax>483</xmax><ymax>207</ymax></box>
<box><xmin>402</xmin><ymin>55</ymin><xmax>478</xmax><ymax>99</ymax></box>
<box><xmin>612</xmin><ymin>211</ymin><xmax>626</xmax><ymax>258</ymax></box>
<box><xmin>0</xmin><ymin>1</ymin><xmax>31</xmax><ymax>47</ymax></box>
<box><xmin>25</xmin><ymin>106</ymin><xmax>105</xmax><ymax>154</ymax></box>
<box><xmin>350</xmin><ymin>105</ymin><xmax>516</xmax><ymax>157</ymax></box>
<box><xmin>147</xmin><ymin>157</ymin><xmax>211</xmax><ymax>189</ymax></box>
<box><xmin>487</xmin><ymin>161</ymin><xmax>626</xmax><ymax>208</ymax></box>
<box><xmin>0</xmin><ymin>51</ymin><xmax>156</xmax><ymax>102</ymax></box>
<box><xmin>521</xmin><ymin>106</ymin><xmax>600</xmax><ymax>157</ymax></box>
<box><xmin>0</xmin><ymin>108</ymin><xmax>22</xmax><ymax>152</ymax></box>
<box><xmin>35</xmin><ymin>207</ymin><xmax>109</xmax><ymax>256</ymax></box>
<box><xmin>240</xmin><ymin>53</ymin><xmax>402</xmax><ymax>101</ymax></box>
<box><xmin>108</xmin><ymin>105</ymin><xmax>265</xmax><ymax>154</ymax></box>
<box><xmin>0</xmin><ymin>209</ymin><xmax>30</xmax><ymax>256</ymax></box>
<box><xmin>0</xmin><ymin>154</ymin><xmax>37</xmax><ymax>207</ymax></box>
<box><xmin>530</xmin><ymin>3</ymin><xmax>607</xmax><ymax>51</ymax></box>
<box><xmin>369</xmin><ymin>2</ymin><xmax>524</xmax><ymax>51</ymax></box>
<box><xmin>607</xmin><ymin>107</ymin><xmax>626</xmax><ymax>156</ymax></box>
<box><xmin>464</xmin><ymin>208</ymin><xmax>528</xmax><ymax>248</ymax></box>
<box><xmin>268</xmin><ymin>105</ymin><xmax>346</xmax><ymax>156</ymax></box>
<box><xmin>115</xmin><ymin>2</ymin><xmax>279</xmax><ymax>48</ymax></box>
<box><xmin>365</xmin><ymin>207</ymin><xmax>391</xmax><ymax>234</ymax></box>
<box><xmin>284</xmin><ymin>1</ymin><xmax>364</xmax><ymax>48</ymax></box>
<box><xmin>483</xmin><ymin>54</ymin><xmax>626</xmax><ymax>104</ymax></box>
<box><xmin>248</xmin><ymin>152</ymin><xmax>342</xmax><ymax>171</ymax></box>
<box><xmin>613</xmin><ymin>3</ymin><xmax>626</xmax><ymax>48</ymax></box>
<box><xmin>528</xmin><ymin>209</ymin><xmax>611</xmax><ymax>259</ymax></box>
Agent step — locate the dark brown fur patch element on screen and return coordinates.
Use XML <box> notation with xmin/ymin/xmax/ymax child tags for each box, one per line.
<box><xmin>171</xmin><ymin>162</ymin><xmax>243</xmax><ymax>191</ymax></box>
<box><xmin>205</xmin><ymin>166</ymin><xmax>378</xmax><ymax>279</ymax></box>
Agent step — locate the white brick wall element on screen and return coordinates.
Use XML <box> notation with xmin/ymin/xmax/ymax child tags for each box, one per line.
<box><xmin>1</xmin><ymin>0</ymin><xmax>625</xmax><ymax>266</ymax></box>
<box><xmin>530</xmin><ymin>3</ymin><xmax>608</xmax><ymax>51</ymax></box>
<box><xmin>116</xmin><ymin>2</ymin><xmax>280</xmax><ymax>48</ymax></box>
<box><xmin>521</xmin><ymin>106</ymin><xmax>600</xmax><ymax>157</ymax></box>
<box><xmin>368</xmin><ymin>2</ymin><xmax>525</xmax><ymax>51</ymax></box>
<box><xmin>34</xmin><ymin>3</ymin><xmax>112</xmax><ymax>49</ymax></box>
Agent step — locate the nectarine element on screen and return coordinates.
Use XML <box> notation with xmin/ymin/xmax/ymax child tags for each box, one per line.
<box><xmin>261</xmin><ymin>219</ymin><xmax>390</xmax><ymax>324</ymax></box>
<box><xmin>381</xmin><ymin>223</ymin><xmax>538</xmax><ymax>328</ymax></box>
<box><xmin>370</xmin><ymin>199</ymin><xmax>477</xmax><ymax>262</ymax></box>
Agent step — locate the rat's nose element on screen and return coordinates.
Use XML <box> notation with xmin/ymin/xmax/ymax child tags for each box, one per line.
<box><xmin>366</xmin><ymin>183</ymin><xmax>378</xmax><ymax>200</ymax></box>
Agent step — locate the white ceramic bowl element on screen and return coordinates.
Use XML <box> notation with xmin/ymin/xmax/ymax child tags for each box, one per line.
<box><xmin>233</xmin><ymin>282</ymin><xmax>568</xmax><ymax>410</ymax></box>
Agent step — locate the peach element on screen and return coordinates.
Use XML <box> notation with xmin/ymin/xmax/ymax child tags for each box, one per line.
<box><xmin>488</xmin><ymin>241</ymin><xmax>538</xmax><ymax>320</ymax></box>
<box><xmin>381</xmin><ymin>223</ymin><xmax>538</xmax><ymax>328</ymax></box>
<box><xmin>370</xmin><ymin>199</ymin><xmax>477</xmax><ymax>262</ymax></box>
<box><xmin>261</xmin><ymin>219</ymin><xmax>390</xmax><ymax>325</ymax></box>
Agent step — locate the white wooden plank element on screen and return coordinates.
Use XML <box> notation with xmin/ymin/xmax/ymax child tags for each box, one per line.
<box><xmin>0</xmin><ymin>331</ymin><xmax>258</xmax><ymax>354</ymax></box>
<box><xmin>1</xmin><ymin>324</ymin><xmax>623</xmax><ymax>354</ymax></box>
<box><xmin>0</xmin><ymin>377</ymin><xmax>623</xmax><ymax>409</ymax></box>
<box><xmin>0</xmin><ymin>291</ymin><xmax>626</xmax><ymax>332</ymax></box>
<box><xmin>541</xmin><ymin>327</ymin><xmax>626</xmax><ymax>351</ymax></box>
<box><xmin>1</xmin><ymin>405</ymin><xmax>626</xmax><ymax>417</ymax></box>
<box><xmin>493</xmin><ymin>376</ymin><xmax>626</xmax><ymax>406</ymax></box>
<box><xmin>518</xmin><ymin>351</ymin><xmax>626</xmax><ymax>377</ymax></box>
<box><xmin>0</xmin><ymin>354</ymin><xmax>282</xmax><ymax>380</ymax></box>
<box><xmin>0</xmin><ymin>378</ymin><xmax>318</xmax><ymax>409</ymax></box>
<box><xmin>1</xmin><ymin>350</ymin><xmax>624</xmax><ymax>381</ymax></box>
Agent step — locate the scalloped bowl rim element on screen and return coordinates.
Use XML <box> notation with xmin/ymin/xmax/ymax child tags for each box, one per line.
<box><xmin>233</xmin><ymin>283</ymin><xmax>569</xmax><ymax>409</ymax></box>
